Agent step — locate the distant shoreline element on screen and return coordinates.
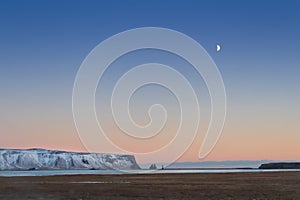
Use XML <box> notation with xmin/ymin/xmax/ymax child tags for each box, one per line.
<box><xmin>2</xmin><ymin>168</ymin><xmax>300</xmax><ymax>178</ymax></box>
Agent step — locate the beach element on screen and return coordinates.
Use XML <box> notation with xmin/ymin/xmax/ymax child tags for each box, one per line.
<box><xmin>0</xmin><ymin>172</ymin><xmax>299</xmax><ymax>199</ymax></box>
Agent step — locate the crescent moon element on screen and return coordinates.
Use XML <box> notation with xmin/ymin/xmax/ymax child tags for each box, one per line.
<box><xmin>216</xmin><ymin>44</ymin><xmax>221</xmax><ymax>52</ymax></box>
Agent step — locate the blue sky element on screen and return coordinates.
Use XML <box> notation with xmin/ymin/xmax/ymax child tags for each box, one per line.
<box><xmin>0</xmin><ymin>0</ymin><xmax>299</xmax><ymax>161</ymax></box>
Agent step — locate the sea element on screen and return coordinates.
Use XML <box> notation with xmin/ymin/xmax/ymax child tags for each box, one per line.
<box><xmin>1</xmin><ymin>169</ymin><xmax>300</xmax><ymax>177</ymax></box>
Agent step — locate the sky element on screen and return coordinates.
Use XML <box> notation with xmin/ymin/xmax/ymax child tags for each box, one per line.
<box><xmin>0</xmin><ymin>0</ymin><xmax>300</xmax><ymax>163</ymax></box>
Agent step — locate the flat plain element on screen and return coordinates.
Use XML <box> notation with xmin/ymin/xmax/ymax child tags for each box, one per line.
<box><xmin>0</xmin><ymin>172</ymin><xmax>300</xmax><ymax>199</ymax></box>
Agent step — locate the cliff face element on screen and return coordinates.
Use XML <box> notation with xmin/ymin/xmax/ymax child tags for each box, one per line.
<box><xmin>0</xmin><ymin>149</ymin><xmax>140</xmax><ymax>170</ymax></box>
<box><xmin>259</xmin><ymin>162</ymin><xmax>300</xmax><ymax>169</ymax></box>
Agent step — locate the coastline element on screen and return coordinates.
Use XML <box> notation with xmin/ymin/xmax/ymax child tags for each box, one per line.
<box><xmin>2</xmin><ymin>168</ymin><xmax>300</xmax><ymax>177</ymax></box>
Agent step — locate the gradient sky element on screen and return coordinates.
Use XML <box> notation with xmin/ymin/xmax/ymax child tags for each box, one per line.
<box><xmin>0</xmin><ymin>0</ymin><xmax>300</xmax><ymax>163</ymax></box>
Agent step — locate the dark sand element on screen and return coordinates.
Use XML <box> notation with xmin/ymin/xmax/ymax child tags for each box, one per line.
<box><xmin>0</xmin><ymin>172</ymin><xmax>300</xmax><ymax>199</ymax></box>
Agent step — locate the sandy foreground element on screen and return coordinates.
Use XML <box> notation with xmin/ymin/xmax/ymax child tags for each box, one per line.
<box><xmin>0</xmin><ymin>172</ymin><xmax>300</xmax><ymax>199</ymax></box>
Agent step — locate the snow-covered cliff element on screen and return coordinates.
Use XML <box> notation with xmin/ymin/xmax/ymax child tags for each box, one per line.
<box><xmin>0</xmin><ymin>148</ymin><xmax>140</xmax><ymax>170</ymax></box>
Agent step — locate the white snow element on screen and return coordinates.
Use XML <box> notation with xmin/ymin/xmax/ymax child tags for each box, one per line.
<box><xmin>0</xmin><ymin>148</ymin><xmax>140</xmax><ymax>170</ymax></box>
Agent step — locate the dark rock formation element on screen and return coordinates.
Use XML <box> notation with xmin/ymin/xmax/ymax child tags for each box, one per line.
<box><xmin>259</xmin><ymin>162</ymin><xmax>300</xmax><ymax>169</ymax></box>
<box><xmin>149</xmin><ymin>163</ymin><xmax>157</xmax><ymax>170</ymax></box>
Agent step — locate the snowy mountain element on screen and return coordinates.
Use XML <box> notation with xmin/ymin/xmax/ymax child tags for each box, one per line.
<box><xmin>0</xmin><ymin>148</ymin><xmax>140</xmax><ymax>170</ymax></box>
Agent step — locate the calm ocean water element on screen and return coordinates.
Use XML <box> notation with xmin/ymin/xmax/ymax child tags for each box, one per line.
<box><xmin>1</xmin><ymin>169</ymin><xmax>300</xmax><ymax>177</ymax></box>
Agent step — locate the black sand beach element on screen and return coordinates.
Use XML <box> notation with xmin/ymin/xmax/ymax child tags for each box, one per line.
<box><xmin>0</xmin><ymin>172</ymin><xmax>300</xmax><ymax>199</ymax></box>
